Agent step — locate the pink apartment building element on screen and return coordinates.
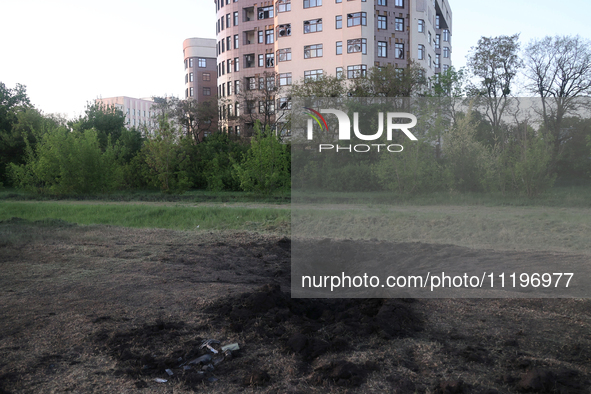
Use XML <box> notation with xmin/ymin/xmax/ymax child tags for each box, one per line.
<box><xmin>214</xmin><ymin>0</ymin><xmax>452</xmax><ymax>134</ymax></box>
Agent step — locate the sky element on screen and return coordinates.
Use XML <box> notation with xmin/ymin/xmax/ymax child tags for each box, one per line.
<box><xmin>1</xmin><ymin>0</ymin><xmax>590</xmax><ymax>119</ymax></box>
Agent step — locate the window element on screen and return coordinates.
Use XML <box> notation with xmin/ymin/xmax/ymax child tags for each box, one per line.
<box><xmin>258</xmin><ymin>5</ymin><xmax>273</xmax><ymax>19</ymax></box>
<box><xmin>198</xmin><ymin>58</ymin><xmax>206</xmax><ymax>68</ymax></box>
<box><xmin>435</xmin><ymin>34</ymin><xmax>440</xmax><ymax>49</ymax></box>
<box><xmin>336</xmin><ymin>15</ymin><xmax>342</xmax><ymax>29</ymax></box>
<box><xmin>221</xmin><ymin>16</ymin><xmax>224</xmax><ymax>30</ymax></box>
<box><xmin>227</xmin><ymin>36</ymin><xmax>231</xmax><ymax>50</ymax></box>
<box><xmin>443</xmin><ymin>46</ymin><xmax>450</xmax><ymax>58</ymax></box>
<box><xmin>259</xmin><ymin>77</ymin><xmax>265</xmax><ymax>90</ymax></box>
<box><xmin>221</xmin><ymin>39</ymin><xmax>225</xmax><ymax>53</ymax></box>
<box><xmin>190</xmin><ymin>87</ymin><xmax>194</xmax><ymax>97</ymax></box>
<box><xmin>395</xmin><ymin>43</ymin><xmax>404</xmax><ymax>59</ymax></box>
<box><xmin>246</xmin><ymin>101</ymin><xmax>256</xmax><ymax>114</ymax></box>
<box><xmin>436</xmin><ymin>15</ymin><xmax>440</xmax><ymax>29</ymax></box>
<box><xmin>203</xmin><ymin>87</ymin><xmax>211</xmax><ymax>96</ymax></box>
<box><xmin>277</xmin><ymin>0</ymin><xmax>291</xmax><ymax>12</ymax></box>
<box><xmin>277</xmin><ymin>97</ymin><xmax>291</xmax><ymax>110</ymax></box>
<box><xmin>304</xmin><ymin>18</ymin><xmax>322</xmax><ymax>33</ymax></box>
<box><xmin>189</xmin><ymin>72</ymin><xmax>194</xmax><ymax>82</ymax></box>
<box><xmin>234</xmin><ymin>57</ymin><xmax>239</xmax><ymax>71</ymax></box>
<box><xmin>428</xmin><ymin>54</ymin><xmax>432</xmax><ymax>68</ymax></box>
<box><xmin>259</xmin><ymin>100</ymin><xmax>274</xmax><ymax>114</ymax></box>
<box><xmin>303</xmin><ymin>0</ymin><xmax>322</xmax><ymax>8</ymax></box>
<box><xmin>234</xmin><ymin>80</ymin><xmax>240</xmax><ymax>94</ymax></box>
<box><xmin>279</xmin><ymin>72</ymin><xmax>292</xmax><ymax>86</ymax></box>
<box><xmin>394</xmin><ymin>0</ymin><xmax>403</xmax><ymax>6</ymax></box>
<box><xmin>244</xmin><ymin>54</ymin><xmax>255</xmax><ymax>68</ymax></box>
<box><xmin>418</xmin><ymin>19</ymin><xmax>424</xmax><ymax>33</ymax></box>
<box><xmin>336</xmin><ymin>67</ymin><xmax>343</xmax><ymax>79</ymax></box>
<box><xmin>234</xmin><ymin>34</ymin><xmax>239</xmax><ymax>49</ymax></box>
<box><xmin>265</xmin><ymin>29</ymin><xmax>274</xmax><ymax>44</ymax></box>
<box><xmin>336</xmin><ymin>0</ymin><xmax>342</xmax><ymax>2</ymax></box>
<box><xmin>377</xmin><ymin>15</ymin><xmax>387</xmax><ymax>30</ymax></box>
<box><xmin>418</xmin><ymin>44</ymin><xmax>424</xmax><ymax>60</ymax></box>
<box><xmin>347</xmin><ymin>12</ymin><xmax>366</xmax><ymax>27</ymax></box>
<box><xmin>277</xmin><ymin>24</ymin><xmax>291</xmax><ymax>37</ymax></box>
<box><xmin>266</xmin><ymin>53</ymin><xmax>274</xmax><ymax>67</ymax></box>
<box><xmin>435</xmin><ymin>53</ymin><xmax>440</xmax><ymax>68</ymax></box>
<box><xmin>304</xmin><ymin>44</ymin><xmax>322</xmax><ymax>58</ymax></box>
<box><xmin>246</xmin><ymin>77</ymin><xmax>257</xmax><ymax>90</ymax></box>
<box><xmin>347</xmin><ymin>38</ymin><xmax>366</xmax><ymax>54</ymax></box>
<box><xmin>443</xmin><ymin>64</ymin><xmax>449</xmax><ymax>72</ymax></box>
<box><xmin>377</xmin><ymin>0</ymin><xmax>386</xmax><ymax>5</ymax></box>
<box><xmin>227</xmin><ymin>82</ymin><xmax>232</xmax><ymax>95</ymax></box>
<box><xmin>304</xmin><ymin>69</ymin><xmax>323</xmax><ymax>81</ymax></box>
<box><xmin>377</xmin><ymin>41</ymin><xmax>387</xmax><ymax>57</ymax></box>
<box><xmin>258</xmin><ymin>54</ymin><xmax>264</xmax><ymax>67</ymax></box>
<box><xmin>347</xmin><ymin>64</ymin><xmax>366</xmax><ymax>79</ymax></box>
<box><xmin>185</xmin><ymin>74</ymin><xmax>188</xmax><ymax>84</ymax></box>
<box><xmin>184</xmin><ymin>59</ymin><xmax>187</xmax><ymax>69</ymax></box>
<box><xmin>258</xmin><ymin>31</ymin><xmax>264</xmax><ymax>44</ymax></box>
<box><xmin>227</xmin><ymin>59</ymin><xmax>232</xmax><ymax>73</ymax></box>
<box><xmin>395</xmin><ymin>17</ymin><xmax>404</xmax><ymax>31</ymax></box>
<box><xmin>226</xmin><ymin>13</ymin><xmax>231</xmax><ymax>28</ymax></box>
<box><xmin>203</xmin><ymin>72</ymin><xmax>211</xmax><ymax>81</ymax></box>
<box><xmin>336</xmin><ymin>41</ymin><xmax>342</xmax><ymax>55</ymax></box>
<box><xmin>233</xmin><ymin>11</ymin><xmax>239</xmax><ymax>26</ymax></box>
<box><xmin>443</xmin><ymin>29</ymin><xmax>450</xmax><ymax>42</ymax></box>
<box><xmin>266</xmin><ymin>76</ymin><xmax>275</xmax><ymax>90</ymax></box>
<box><xmin>189</xmin><ymin>58</ymin><xmax>194</xmax><ymax>67</ymax></box>
<box><xmin>221</xmin><ymin>61</ymin><xmax>225</xmax><ymax>75</ymax></box>
<box><xmin>277</xmin><ymin>48</ymin><xmax>291</xmax><ymax>61</ymax></box>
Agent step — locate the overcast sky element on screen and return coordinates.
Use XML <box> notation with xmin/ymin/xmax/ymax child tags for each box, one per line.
<box><xmin>1</xmin><ymin>0</ymin><xmax>589</xmax><ymax>119</ymax></box>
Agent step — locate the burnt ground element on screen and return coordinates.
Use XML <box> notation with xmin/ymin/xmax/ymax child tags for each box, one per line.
<box><xmin>0</xmin><ymin>218</ymin><xmax>590</xmax><ymax>393</ymax></box>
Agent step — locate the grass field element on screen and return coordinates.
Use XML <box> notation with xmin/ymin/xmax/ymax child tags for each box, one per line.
<box><xmin>0</xmin><ymin>201</ymin><xmax>290</xmax><ymax>233</ymax></box>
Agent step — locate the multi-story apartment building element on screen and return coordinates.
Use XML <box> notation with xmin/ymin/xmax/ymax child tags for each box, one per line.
<box><xmin>183</xmin><ymin>38</ymin><xmax>219</xmax><ymax>138</ymax></box>
<box><xmin>96</xmin><ymin>96</ymin><xmax>157</xmax><ymax>131</ymax></box>
<box><xmin>183</xmin><ymin>38</ymin><xmax>218</xmax><ymax>102</ymax></box>
<box><xmin>214</xmin><ymin>0</ymin><xmax>452</xmax><ymax>134</ymax></box>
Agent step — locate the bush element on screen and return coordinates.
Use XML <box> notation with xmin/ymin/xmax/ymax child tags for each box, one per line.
<box><xmin>233</xmin><ymin>122</ymin><xmax>290</xmax><ymax>194</ymax></box>
<box><xmin>9</xmin><ymin>127</ymin><xmax>122</xmax><ymax>194</ymax></box>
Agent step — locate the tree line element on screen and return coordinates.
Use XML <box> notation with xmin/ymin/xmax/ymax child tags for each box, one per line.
<box><xmin>1</xmin><ymin>33</ymin><xmax>590</xmax><ymax>196</ymax></box>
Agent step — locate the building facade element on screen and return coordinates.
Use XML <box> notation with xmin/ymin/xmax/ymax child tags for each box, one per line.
<box><xmin>96</xmin><ymin>96</ymin><xmax>156</xmax><ymax>131</ymax></box>
<box><xmin>214</xmin><ymin>0</ymin><xmax>452</xmax><ymax>134</ymax></box>
<box><xmin>183</xmin><ymin>38</ymin><xmax>218</xmax><ymax>102</ymax></box>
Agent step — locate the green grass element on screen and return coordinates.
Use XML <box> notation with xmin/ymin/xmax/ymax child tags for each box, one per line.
<box><xmin>292</xmin><ymin>184</ymin><xmax>591</xmax><ymax>208</ymax></box>
<box><xmin>0</xmin><ymin>202</ymin><xmax>290</xmax><ymax>233</ymax></box>
<box><xmin>292</xmin><ymin>204</ymin><xmax>591</xmax><ymax>254</ymax></box>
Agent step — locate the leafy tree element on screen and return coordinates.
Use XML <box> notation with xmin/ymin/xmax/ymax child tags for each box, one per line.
<box><xmin>194</xmin><ymin>132</ymin><xmax>247</xmax><ymax>191</ymax></box>
<box><xmin>0</xmin><ymin>82</ymin><xmax>32</xmax><ymax>185</ymax></box>
<box><xmin>289</xmin><ymin>74</ymin><xmax>347</xmax><ymax>98</ymax></box>
<box><xmin>443</xmin><ymin>107</ymin><xmax>496</xmax><ymax>192</ymax></box>
<box><xmin>350</xmin><ymin>62</ymin><xmax>427</xmax><ymax>97</ymax></box>
<box><xmin>373</xmin><ymin>140</ymin><xmax>448</xmax><ymax>195</ymax></box>
<box><xmin>73</xmin><ymin>101</ymin><xmax>126</xmax><ymax>150</ymax></box>
<box><xmin>142</xmin><ymin>116</ymin><xmax>191</xmax><ymax>193</ymax></box>
<box><xmin>233</xmin><ymin>121</ymin><xmax>290</xmax><ymax>194</ymax></box>
<box><xmin>467</xmin><ymin>34</ymin><xmax>523</xmax><ymax>148</ymax></box>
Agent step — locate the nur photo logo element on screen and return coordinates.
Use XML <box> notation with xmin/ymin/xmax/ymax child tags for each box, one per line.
<box><xmin>304</xmin><ymin>108</ymin><xmax>418</xmax><ymax>152</ymax></box>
